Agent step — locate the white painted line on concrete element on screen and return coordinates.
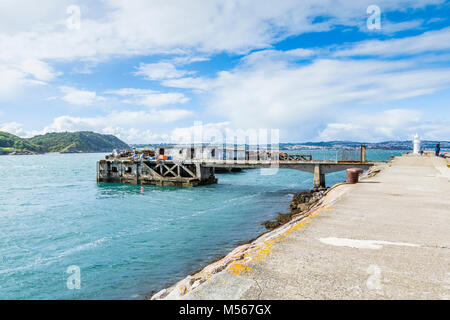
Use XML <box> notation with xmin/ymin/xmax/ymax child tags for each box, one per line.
<box><xmin>319</xmin><ymin>237</ymin><xmax>420</xmax><ymax>250</ymax></box>
<box><xmin>407</xmin><ymin>186</ymin><xmax>439</xmax><ymax>192</ymax></box>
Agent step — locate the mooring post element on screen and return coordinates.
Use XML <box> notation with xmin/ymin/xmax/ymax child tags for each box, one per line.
<box><xmin>196</xmin><ymin>163</ymin><xmax>202</xmax><ymax>180</ymax></box>
<box><xmin>361</xmin><ymin>145</ymin><xmax>366</xmax><ymax>163</ymax></box>
<box><xmin>314</xmin><ymin>164</ymin><xmax>325</xmax><ymax>189</ymax></box>
<box><xmin>135</xmin><ymin>162</ymin><xmax>140</xmax><ymax>185</ymax></box>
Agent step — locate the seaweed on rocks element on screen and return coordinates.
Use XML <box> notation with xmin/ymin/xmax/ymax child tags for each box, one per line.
<box><xmin>261</xmin><ymin>187</ymin><xmax>329</xmax><ymax>231</ymax></box>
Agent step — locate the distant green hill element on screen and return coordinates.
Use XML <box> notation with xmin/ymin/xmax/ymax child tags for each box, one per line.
<box><xmin>0</xmin><ymin>132</ymin><xmax>43</xmax><ymax>154</ymax></box>
<box><xmin>0</xmin><ymin>131</ymin><xmax>129</xmax><ymax>154</ymax></box>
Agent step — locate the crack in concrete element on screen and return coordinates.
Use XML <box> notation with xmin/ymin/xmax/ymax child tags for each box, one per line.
<box><xmin>253</xmin><ymin>278</ymin><xmax>263</xmax><ymax>299</ymax></box>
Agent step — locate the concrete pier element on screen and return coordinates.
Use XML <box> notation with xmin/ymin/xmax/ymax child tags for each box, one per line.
<box><xmin>200</xmin><ymin>160</ymin><xmax>373</xmax><ymax>189</ymax></box>
<box><xmin>98</xmin><ymin>146</ymin><xmax>373</xmax><ymax>188</ymax></box>
<box><xmin>154</xmin><ymin>155</ymin><xmax>449</xmax><ymax>300</ymax></box>
<box><xmin>98</xmin><ymin>158</ymin><xmax>374</xmax><ymax>188</ymax></box>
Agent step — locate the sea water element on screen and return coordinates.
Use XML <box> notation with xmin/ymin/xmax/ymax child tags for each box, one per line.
<box><xmin>0</xmin><ymin>149</ymin><xmax>405</xmax><ymax>299</ymax></box>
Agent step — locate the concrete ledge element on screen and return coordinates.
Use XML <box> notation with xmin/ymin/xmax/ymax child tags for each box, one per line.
<box><xmin>151</xmin><ymin>180</ymin><xmax>355</xmax><ymax>300</ymax></box>
<box><xmin>152</xmin><ymin>156</ymin><xmax>450</xmax><ymax>300</ymax></box>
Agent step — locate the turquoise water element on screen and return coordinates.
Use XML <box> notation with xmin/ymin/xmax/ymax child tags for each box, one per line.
<box><xmin>0</xmin><ymin>150</ymin><xmax>405</xmax><ymax>299</ymax></box>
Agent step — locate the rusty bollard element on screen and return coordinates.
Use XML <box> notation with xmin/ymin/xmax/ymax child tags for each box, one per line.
<box><xmin>346</xmin><ymin>168</ymin><xmax>364</xmax><ymax>184</ymax></box>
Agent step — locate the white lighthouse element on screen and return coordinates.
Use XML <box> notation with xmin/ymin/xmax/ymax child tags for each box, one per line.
<box><xmin>413</xmin><ymin>133</ymin><xmax>421</xmax><ymax>154</ymax></box>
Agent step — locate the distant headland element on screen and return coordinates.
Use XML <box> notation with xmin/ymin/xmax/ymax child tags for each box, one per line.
<box><xmin>0</xmin><ymin>131</ymin><xmax>129</xmax><ymax>155</ymax></box>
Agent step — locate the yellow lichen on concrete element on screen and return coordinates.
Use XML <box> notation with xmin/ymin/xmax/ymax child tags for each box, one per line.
<box><xmin>226</xmin><ymin>207</ymin><xmax>324</xmax><ymax>275</ymax></box>
<box><xmin>151</xmin><ymin>182</ymin><xmax>358</xmax><ymax>299</ymax></box>
<box><xmin>228</xmin><ymin>261</ymin><xmax>252</xmax><ymax>275</ymax></box>
<box><xmin>224</xmin><ymin>184</ymin><xmax>353</xmax><ymax>277</ymax></box>
<box><xmin>178</xmin><ymin>284</ymin><xmax>188</xmax><ymax>295</ymax></box>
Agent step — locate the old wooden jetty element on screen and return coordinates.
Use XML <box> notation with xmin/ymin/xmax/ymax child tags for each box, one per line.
<box><xmin>97</xmin><ymin>146</ymin><xmax>375</xmax><ymax>188</ymax></box>
<box><xmin>97</xmin><ymin>159</ymin><xmax>217</xmax><ymax>187</ymax></box>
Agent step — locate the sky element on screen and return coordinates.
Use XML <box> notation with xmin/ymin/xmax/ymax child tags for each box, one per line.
<box><xmin>0</xmin><ymin>0</ymin><xmax>449</xmax><ymax>143</ymax></box>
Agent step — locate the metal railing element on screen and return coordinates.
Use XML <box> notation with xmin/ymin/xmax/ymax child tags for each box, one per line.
<box><xmin>283</xmin><ymin>148</ymin><xmax>363</xmax><ymax>162</ymax></box>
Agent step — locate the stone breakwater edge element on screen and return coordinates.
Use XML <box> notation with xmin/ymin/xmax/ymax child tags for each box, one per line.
<box><xmin>149</xmin><ymin>165</ymin><xmax>383</xmax><ymax>300</ymax></box>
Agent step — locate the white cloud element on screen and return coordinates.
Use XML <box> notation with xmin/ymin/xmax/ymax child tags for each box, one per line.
<box><xmin>205</xmin><ymin>55</ymin><xmax>450</xmax><ymax>132</ymax></box>
<box><xmin>0</xmin><ymin>60</ymin><xmax>60</xmax><ymax>99</ymax></box>
<box><xmin>102</xmin><ymin>127</ymin><xmax>169</xmax><ymax>144</ymax></box>
<box><xmin>160</xmin><ymin>49</ymin><xmax>316</xmax><ymax>92</ymax></box>
<box><xmin>43</xmin><ymin>109</ymin><xmax>194</xmax><ymax>134</ymax></box>
<box><xmin>59</xmin><ymin>86</ymin><xmax>105</xmax><ymax>106</ymax></box>
<box><xmin>133</xmin><ymin>92</ymin><xmax>188</xmax><ymax>107</ymax></box>
<box><xmin>0</xmin><ymin>0</ymin><xmax>443</xmax><ymax>64</ymax></box>
<box><xmin>161</xmin><ymin>77</ymin><xmax>212</xmax><ymax>91</ymax></box>
<box><xmin>168</xmin><ymin>56</ymin><xmax>210</xmax><ymax>65</ymax></box>
<box><xmin>18</xmin><ymin>59</ymin><xmax>61</xmax><ymax>81</ymax></box>
<box><xmin>241</xmin><ymin>48</ymin><xmax>316</xmax><ymax>66</ymax></box>
<box><xmin>0</xmin><ymin>122</ymin><xmax>45</xmax><ymax>138</ymax></box>
<box><xmin>0</xmin><ymin>65</ymin><xmax>27</xmax><ymax>99</ymax></box>
<box><xmin>170</xmin><ymin>121</ymin><xmax>232</xmax><ymax>144</ymax></box>
<box><xmin>416</xmin><ymin>123</ymin><xmax>450</xmax><ymax>141</ymax></box>
<box><xmin>106</xmin><ymin>88</ymin><xmax>189</xmax><ymax>107</ymax></box>
<box><xmin>134</xmin><ymin>62</ymin><xmax>193</xmax><ymax>80</ymax></box>
<box><xmin>0</xmin><ymin>0</ymin><xmax>73</xmax><ymax>34</ymax></box>
<box><xmin>72</xmin><ymin>61</ymin><xmax>99</xmax><ymax>74</ymax></box>
<box><xmin>335</xmin><ymin>26</ymin><xmax>450</xmax><ymax>57</ymax></box>
<box><xmin>106</xmin><ymin>88</ymin><xmax>154</xmax><ymax>96</ymax></box>
<box><xmin>1</xmin><ymin>1</ymin><xmax>449</xmax><ymax>143</ymax></box>
<box><xmin>318</xmin><ymin>109</ymin><xmax>450</xmax><ymax>141</ymax></box>
<box><xmin>377</xmin><ymin>19</ymin><xmax>424</xmax><ymax>34</ymax></box>
<box><xmin>0</xmin><ymin>122</ymin><xmax>24</xmax><ymax>135</ymax></box>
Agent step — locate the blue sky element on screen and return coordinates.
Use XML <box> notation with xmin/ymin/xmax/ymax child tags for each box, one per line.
<box><xmin>0</xmin><ymin>0</ymin><xmax>449</xmax><ymax>143</ymax></box>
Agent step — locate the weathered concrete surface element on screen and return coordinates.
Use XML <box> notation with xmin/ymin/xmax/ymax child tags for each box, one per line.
<box><xmin>160</xmin><ymin>155</ymin><xmax>450</xmax><ymax>300</ymax></box>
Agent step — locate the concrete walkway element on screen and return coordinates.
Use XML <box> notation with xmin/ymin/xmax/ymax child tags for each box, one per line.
<box><xmin>164</xmin><ymin>155</ymin><xmax>450</xmax><ymax>300</ymax></box>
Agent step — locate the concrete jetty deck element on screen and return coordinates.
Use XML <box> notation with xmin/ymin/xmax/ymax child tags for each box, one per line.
<box><xmin>154</xmin><ymin>155</ymin><xmax>449</xmax><ymax>300</ymax></box>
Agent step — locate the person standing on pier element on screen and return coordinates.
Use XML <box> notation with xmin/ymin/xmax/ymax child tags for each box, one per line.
<box><xmin>435</xmin><ymin>142</ymin><xmax>441</xmax><ymax>156</ymax></box>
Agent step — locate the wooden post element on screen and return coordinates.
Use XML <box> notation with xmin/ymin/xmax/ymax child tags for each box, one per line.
<box><xmin>136</xmin><ymin>162</ymin><xmax>140</xmax><ymax>185</ymax></box>
<box><xmin>195</xmin><ymin>163</ymin><xmax>202</xmax><ymax>180</ymax></box>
